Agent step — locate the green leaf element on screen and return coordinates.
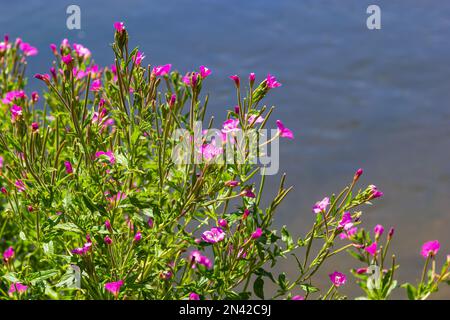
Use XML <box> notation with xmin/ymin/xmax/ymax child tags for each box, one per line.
<box><xmin>281</xmin><ymin>225</ymin><xmax>294</xmax><ymax>251</ymax></box>
<box><xmin>253</xmin><ymin>277</ymin><xmax>265</xmax><ymax>299</ymax></box>
<box><xmin>402</xmin><ymin>283</ymin><xmax>416</xmax><ymax>300</ymax></box>
<box><xmin>54</xmin><ymin>222</ymin><xmax>81</xmax><ymax>234</ymax></box>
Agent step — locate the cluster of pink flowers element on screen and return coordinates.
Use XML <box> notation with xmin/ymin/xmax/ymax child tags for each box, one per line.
<box><xmin>2</xmin><ymin>90</ymin><xmax>26</xmax><ymax>104</ymax></box>
<box><xmin>3</xmin><ymin>246</ymin><xmax>14</xmax><ymax>263</ymax></box>
<box><xmin>95</xmin><ymin>150</ymin><xmax>116</xmax><ymax>165</ymax></box>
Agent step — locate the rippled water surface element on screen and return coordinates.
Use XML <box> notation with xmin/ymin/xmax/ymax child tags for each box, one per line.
<box><xmin>1</xmin><ymin>0</ymin><xmax>450</xmax><ymax>298</ymax></box>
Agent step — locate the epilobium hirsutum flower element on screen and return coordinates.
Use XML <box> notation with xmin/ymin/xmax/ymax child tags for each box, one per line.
<box><xmin>339</xmin><ymin>226</ymin><xmax>357</xmax><ymax>240</ymax></box>
<box><xmin>3</xmin><ymin>246</ymin><xmax>14</xmax><ymax>262</ymax></box>
<box><xmin>114</xmin><ymin>22</ymin><xmax>125</xmax><ymax>33</ymax></box>
<box><xmin>152</xmin><ymin>64</ymin><xmax>171</xmax><ymax>76</ymax></box>
<box><xmin>338</xmin><ymin>212</ymin><xmax>353</xmax><ymax>230</ymax></box>
<box><xmin>19</xmin><ymin>42</ymin><xmax>38</xmax><ymax>56</ymax></box>
<box><xmin>134</xmin><ymin>231</ymin><xmax>142</xmax><ymax>243</ymax></box>
<box><xmin>374</xmin><ymin>224</ymin><xmax>384</xmax><ymax>239</ymax></box>
<box><xmin>249</xmin><ymin>73</ymin><xmax>255</xmax><ymax>86</ymax></box>
<box><xmin>95</xmin><ymin>150</ymin><xmax>116</xmax><ymax>165</ymax></box>
<box><xmin>8</xmin><ymin>282</ymin><xmax>28</xmax><ymax>296</ymax></box>
<box><xmin>71</xmin><ymin>241</ymin><xmax>92</xmax><ymax>255</ymax></box>
<box><xmin>90</xmin><ymin>79</ymin><xmax>102</xmax><ymax>91</ymax></box>
<box><xmin>189</xmin><ymin>292</ymin><xmax>200</xmax><ymax>300</ymax></box>
<box><xmin>229</xmin><ymin>75</ymin><xmax>240</xmax><ymax>88</ymax></box>
<box><xmin>199</xmin><ymin>65</ymin><xmax>211</xmax><ymax>78</ymax></box>
<box><xmin>34</xmin><ymin>73</ymin><xmax>50</xmax><ymax>84</ymax></box>
<box><xmin>105</xmin><ymin>220</ymin><xmax>112</xmax><ymax>231</ymax></box>
<box><xmin>329</xmin><ymin>271</ymin><xmax>347</xmax><ymax>287</ymax></box>
<box><xmin>31</xmin><ymin>91</ymin><xmax>39</xmax><ymax>103</ymax></box>
<box><xmin>31</xmin><ymin>122</ymin><xmax>39</xmax><ymax>132</ymax></box>
<box><xmin>354</xmin><ymin>168</ymin><xmax>363</xmax><ymax>180</ymax></box>
<box><xmin>61</xmin><ymin>54</ymin><xmax>73</xmax><ymax>65</ymax></box>
<box><xmin>276</xmin><ymin>120</ymin><xmax>294</xmax><ymax>139</ymax></box>
<box><xmin>224</xmin><ymin>180</ymin><xmax>239</xmax><ymax>187</ymax></box>
<box><xmin>2</xmin><ymin>90</ymin><xmax>26</xmax><ymax>104</ymax></box>
<box><xmin>251</xmin><ymin>228</ymin><xmax>263</xmax><ymax>239</ymax></box>
<box><xmin>247</xmin><ymin>114</ymin><xmax>264</xmax><ymax>124</ymax></box>
<box><xmin>15</xmin><ymin>180</ymin><xmax>26</xmax><ymax>192</ymax></box>
<box><xmin>189</xmin><ymin>250</ymin><xmax>213</xmax><ymax>269</ymax></box>
<box><xmin>266</xmin><ymin>73</ymin><xmax>281</xmax><ymax>89</ymax></box>
<box><xmin>242</xmin><ymin>189</ymin><xmax>256</xmax><ymax>198</ymax></box>
<box><xmin>365</xmin><ymin>242</ymin><xmax>378</xmax><ymax>256</ymax></box>
<box><xmin>10</xmin><ymin>105</ymin><xmax>23</xmax><ymax>123</ymax></box>
<box><xmin>201</xmin><ymin>227</ymin><xmax>226</xmax><ymax>243</ymax></box>
<box><xmin>133</xmin><ymin>51</ymin><xmax>145</xmax><ymax>66</ymax></box>
<box><xmin>388</xmin><ymin>227</ymin><xmax>395</xmax><ymax>240</ymax></box>
<box><xmin>222</xmin><ymin>118</ymin><xmax>240</xmax><ymax>134</ymax></box>
<box><xmin>64</xmin><ymin>161</ymin><xmax>73</xmax><ymax>174</ymax></box>
<box><xmin>368</xmin><ymin>185</ymin><xmax>383</xmax><ymax>199</ymax></box>
<box><xmin>291</xmin><ymin>295</ymin><xmax>305</xmax><ymax>300</ymax></box>
<box><xmin>218</xmin><ymin>219</ymin><xmax>228</xmax><ymax>229</ymax></box>
<box><xmin>104</xmin><ymin>236</ymin><xmax>113</xmax><ymax>245</ymax></box>
<box><xmin>73</xmin><ymin>43</ymin><xmax>91</xmax><ymax>59</ymax></box>
<box><xmin>421</xmin><ymin>240</ymin><xmax>440</xmax><ymax>258</ymax></box>
<box><xmin>312</xmin><ymin>197</ymin><xmax>330</xmax><ymax>214</ymax></box>
<box><xmin>105</xmin><ymin>280</ymin><xmax>124</xmax><ymax>298</ymax></box>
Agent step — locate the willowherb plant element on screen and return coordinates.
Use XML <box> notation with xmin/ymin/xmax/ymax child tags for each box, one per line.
<box><xmin>0</xmin><ymin>23</ymin><xmax>448</xmax><ymax>300</ymax></box>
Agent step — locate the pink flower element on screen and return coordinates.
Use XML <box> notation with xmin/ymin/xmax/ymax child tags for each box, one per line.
<box><xmin>148</xmin><ymin>218</ymin><xmax>154</xmax><ymax>228</ymax></box>
<box><xmin>61</xmin><ymin>54</ymin><xmax>73</xmax><ymax>65</ymax></box>
<box><xmin>222</xmin><ymin>118</ymin><xmax>240</xmax><ymax>133</ymax></box>
<box><xmin>251</xmin><ymin>228</ymin><xmax>263</xmax><ymax>239</ymax></box>
<box><xmin>10</xmin><ymin>105</ymin><xmax>23</xmax><ymax>123</ymax></box>
<box><xmin>312</xmin><ymin>197</ymin><xmax>330</xmax><ymax>214</ymax></box>
<box><xmin>90</xmin><ymin>79</ymin><xmax>102</xmax><ymax>91</ymax></box>
<box><xmin>31</xmin><ymin>91</ymin><xmax>39</xmax><ymax>103</ymax></box>
<box><xmin>134</xmin><ymin>231</ymin><xmax>142</xmax><ymax>243</ymax></box>
<box><xmin>369</xmin><ymin>185</ymin><xmax>383</xmax><ymax>199</ymax></box>
<box><xmin>1</xmin><ymin>187</ymin><xmax>7</xmax><ymax>195</ymax></box>
<box><xmin>329</xmin><ymin>271</ymin><xmax>346</xmax><ymax>287</ymax></box>
<box><xmin>339</xmin><ymin>227</ymin><xmax>358</xmax><ymax>240</ymax></box>
<box><xmin>31</xmin><ymin>122</ymin><xmax>39</xmax><ymax>132</ymax></box>
<box><xmin>71</xmin><ymin>241</ymin><xmax>92</xmax><ymax>255</ymax></box>
<box><xmin>199</xmin><ymin>140</ymin><xmax>223</xmax><ymax>161</ymax></box>
<box><xmin>374</xmin><ymin>224</ymin><xmax>384</xmax><ymax>238</ymax></box>
<box><xmin>19</xmin><ymin>42</ymin><xmax>38</xmax><ymax>56</ymax></box>
<box><xmin>355</xmin><ymin>268</ymin><xmax>368</xmax><ymax>274</ymax></box>
<box><xmin>421</xmin><ymin>240</ymin><xmax>440</xmax><ymax>258</ymax></box>
<box><xmin>189</xmin><ymin>292</ymin><xmax>200</xmax><ymax>300</ymax></box>
<box><xmin>64</xmin><ymin>161</ymin><xmax>73</xmax><ymax>174</ymax></box>
<box><xmin>242</xmin><ymin>189</ymin><xmax>256</xmax><ymax>198</ymax></box>
<box><xmin>104</xmin><ymin>236</ymin><xmax>113</xmax><ymax>245</ymax></box>
<box><xmin>266</xmin><ymin>73</ymin><xmax>281</xmax><ymax>88</ymax></box>
<box><xmin>2</xmin><ymin>90</ymin><xmax>26</xmax><ymax>104</ymax></box>
<box><xmin>152</xmin><ymin>64</ymin><xmax>171</xmax><ymax>76</ymax></box>
<box><xmin>388</xmin><ymin>227</ymin><xmax>395</xmax><ymax>240</ymax></box>
<box><xmin>133</xmin><ymin>51</ymin><xmax>145</xmax><ymax>66</ymax></box>
<box><xmin>338</xmin><ymin>212</ymin><xmax>353</xmax><ymax>230</ymax></box>
<box><xmin>8</xmin><ymin>282</ymin><xmax>28</xmax><ymax>295</ymax></box>
<box><xmin>249</xmin><ymin>73</ymin><xmax>255</xmax><ymax>85</ymax></box>
<box><xmin>225</xmin><ymin>180</ymin><xmax>239</xmax><ymax>187</ymax></box>
<box><xmin>243</xmin><ymin>209</ymin><xmax>250</xmax><ymax>219</ymax></box>
<box><xmin>34</xmin><ymin>73</ymin><xmax>50</xmax><ymax>84</ymax></box>
<box><xmin>201</xmin><ymin>227</ymin><xmax>226</xmax><ymax>244</ymax></box>
<box><xmin>365</xmin><ymin>242</ymin><xmax>378</xmax><ymax>256</ymax></box>
<box><xmin>95</xmin><ymin>150</ymin><xmax>115</xmax><ymax>165</ymax></box>
<box><xmin>15</xmin><ymin>180</ymin><xmax>26</xmax><ymax>192</ymax></box>
<box><xmin>114</xmin><ymin>22</ymin><xmax>125</xmax><ymax>33</ymax></box>
<box><xmin>354</xmin><ymin>168</ymin><xmax>363</xmax><ymax>179</ymax></box>
<box><xmin>105</xmin><ymin>220</ymin><xmax>112</xmax><ymax>231</ymax></box>
<box><xmin>189</xmin><ymin>251</ymin><xmax>213</xmax><ymax>269</ymax></box>
<box><xmin>3</xmin><ymin>246</ymin><xmax>14</xmax><ymax>262</ymax></box>
<box><xmin>27</xmin><ymin>205</ymin><xmax>33</xmax><ymax>212</ymax></box>
<box><xmin>105</xmin><ymin>280</ymin><xmax>124</xmax><ymax>297</ymax></box>
<box><xmin>50</xmin><ymin>43</ymin><xmax>57</xmax><ymax>54</ymax></box>
<box><xmin>292</xmin><ymin>295</ymin><xmax>304</xmax><ymax>300</ymax></box>
<box><xmin>199</xmin><ymin>65</ymin><xmax>211</xmax><ymax>78</ymax></box>
<box><xmin>73</xmin><ymin>43</ymin><xmax>91</xmax><ymax>59</ymax></box>
<box><xmin>0</xmin><ymin>156</ymin><xmax>3</xmax><ymax>169</ymax></box>
<box><xmin>276</xmin><ymin>120</ymin><xmax>294</xmax><ymax>139</ymax></box>
<box><xmin>218</xmin><ymin>219</ymin><xmax>228</xmax><ymax>229</ymax></box>
<box><xmin>247</xmin><ymin>114</ymin><xmax>264</xmax><ymax>124</ymax></box>
<box><xmin>229</xmin><ymin>75</ymin><xmax>240</xmax><ymax>87</ymax></box>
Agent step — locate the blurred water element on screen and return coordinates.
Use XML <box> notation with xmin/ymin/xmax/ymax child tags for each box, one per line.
<box><xmin>1</xmin><ymin>0</ymin><xmax>449</xmax><ymax>299</ymax></box>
